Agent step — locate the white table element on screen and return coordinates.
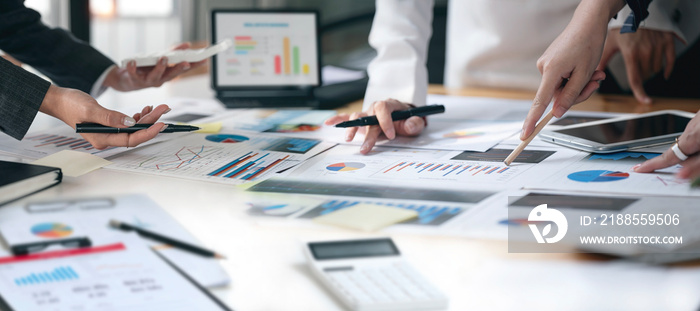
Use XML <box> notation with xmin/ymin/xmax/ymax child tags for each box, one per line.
<box><xmin>14</xmin><ymin>75</ymin><xmax>700</xmax><ymax>311</ymax></box>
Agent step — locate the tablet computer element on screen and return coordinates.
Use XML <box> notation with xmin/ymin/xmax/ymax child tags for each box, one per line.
<box><xmin>540</xmin><ymin>110</ymin><xmax>695</xmax><ymax>153</ymax></box>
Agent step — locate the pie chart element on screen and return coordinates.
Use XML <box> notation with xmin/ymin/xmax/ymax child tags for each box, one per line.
<box><xmin>567</xmin><ymin>170</ymin><xmax>629</xmax><ymax>183</ymax></box>
<box><xmin>262</xmin><ymin>204</ymin><xmax>303</xmax><ymax>216</ymax></box>
<box><xmin>205</xmin><ymin>134</ymin><xmax>249</xmax><ymax>143</ymax></box>
<box><xmin>326</xmin><ymin>162</ymin><xmax>365</xmax><ymax>172</ymax></box>
<box><xmin>31</xmin><ymin>223</ymin><xmax>73</xmax><ymax>238</ymax></box>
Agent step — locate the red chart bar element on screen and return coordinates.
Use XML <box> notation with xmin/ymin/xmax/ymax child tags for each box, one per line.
<box><xmin>245</xmin><ymin>155</ymin><xmax>290</xmax><ymax>180</ymax></box>
<box><xmin>212</xmin><ymin>154</ymin><xmax>257</xmax><ymax>177</ymax></box>
<box><xmin>274</xmin><ymin>55</ymin><xmax>282</xmax><ymax>75</ymax></box>
<box><xmin>397</xmin><ymin>162</ymin><xmax>415</xmax><ymax>172</ymax></box>
<box><xmin>384</xmin><ymin>162</ymin><xmax>406</xmax><ymax>173</ymax></box>
<box><xmin>0</xmin><ymin>243</ymin><xmax>126</xmax><ymax>265</ymax></box>
<box><xmin>235</xmin><ymin>36</ymin><xmax>252</xmax><ymax>41</ymax></box>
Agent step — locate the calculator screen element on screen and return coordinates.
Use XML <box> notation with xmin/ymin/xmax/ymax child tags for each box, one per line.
<box><xmin>309</xmin><ymin>239</ymin><xmax>400</xmax><ymax>260</ymax></box>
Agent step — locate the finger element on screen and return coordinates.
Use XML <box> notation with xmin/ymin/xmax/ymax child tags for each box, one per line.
<box><xmin>596</xmin><ymin>40</ymin><xmax>618</xmax><ymax>72</ymax></box>
<box><xmin>623</xmin><ymin>53</ymin><xmax>652</xmax><ymax>104</ymax></box>
<box><xmin>678</xmin><ymin>155</ymin><xmax>700</xmax><ymax>180</ymax></box>
<box><xmin>160</xmin><ymin>62</ymin><xmax>190</xmax><ymax>83</ymax></box>
<box><xmin>651</xmin><ymin>46</ymin><xmax>663</xmax><ymax>76</ymax></box>
<box><xmin>127</xmin><ymin>61</ymin><xmax>138</xmax><ymax>76</ymax></box>
<box><xmin>137</xmin><ymin>104</ymin><xmax>170</xmax><ymax>124</ymax></box>
<box><xmin>396</xmin><ymin>116</ymin><xmax>426</xmax><ymax>136</ymax></box>
<box><xmin>146</xmin><ymin>57</ymin><xmax>168</xmax><ymax>85</ymax></box>
<box><xmin>634</xmin><ymin>148</ymin><xmax>682</xmax><ymax>173</ymax></box>
<box><xmin>173</xmin><ymin>42</ymin><xmax>191</xmax><ymax>50</ymax></box>
<box><xmin>100</xmin><ymin>109</ymin><xmax>136</xmax><ymax>128</ymax></box>
<box><xmin>522</xmin><ymin>73</ymin><xmax>560</xmax><ymax>139</ymax></box>
<box><xmin>573</xmin><ymin>79</ymin><xmax>602</xmax><ymax>105</ymax></box>
<box><xmin>126</xmin><ymin>123</ymin><xmax>167</xmax><ymax>148</ymax></box>
<box><xmin>324</xmin><ymin>114</ymin><xmax>351</xmax><ymax>125</ymax></box>
<box><xmin>664</xmin><ymin>43</ymin><xmax>676</xmax><ymax>80</ymax></box>
<box><xmin>552</xmin><ymin>70</ymin><xmax>590</xmax><ymax>118</ymax></box>
<box><xmin>373</xmin><ymin>101</ymin><xmax>397</xmax><ymax>139</ymax></box>
<box><xmin>344</xmin><ymin>112</ymin><xmax>365</xmax><ymax>142</ymax></box>
<box><xmin>361</xmin><ymin>124</ymin><xmax>383</xmax><ymax>155</ymax></box>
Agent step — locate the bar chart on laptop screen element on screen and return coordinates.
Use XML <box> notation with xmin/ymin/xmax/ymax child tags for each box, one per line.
<box><xmin>215</xmin><ymin>12</ymin><xmax>319</xmax><ymax>86</ymax></box>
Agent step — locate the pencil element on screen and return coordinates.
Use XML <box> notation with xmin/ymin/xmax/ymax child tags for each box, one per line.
<box><xmin>109</xmin><ymin>219</ymin><xmax>226</xmax><ymax>259</ymax></box>
<box><xmin>504</xmin><ymin>110</ymin><xmax>555</xmax><ymax>166</ymax></box>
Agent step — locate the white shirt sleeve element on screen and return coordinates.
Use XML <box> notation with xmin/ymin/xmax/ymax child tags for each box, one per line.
<box><xmin>363</xmin><ymin>0</ymin><xmax>434</xmax><ymax>110</ymax></box>
<box><xmin>90</xmin><ymin>64</ymin><xmax>116</xmax><ymax>98</ymax></box>
<box><xmin>609</xmin><ymin>0</ymin><xmax>686</xmax><ymax>43</ymax></box>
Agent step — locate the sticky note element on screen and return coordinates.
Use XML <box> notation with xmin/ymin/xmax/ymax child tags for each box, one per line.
<box><xmin>193</xmin><ymin>122</ymin><xmax>222</xmax><ymax>134</ymax></box>
<box><xmin>32</xmin><ymin>150</ymin><xmax>112</xmax><ymax>177</ymax></box>
<box><xmin>313</xmin><ymin>204</ymin><xmax>418</xmax><ymax>232</ymax></box>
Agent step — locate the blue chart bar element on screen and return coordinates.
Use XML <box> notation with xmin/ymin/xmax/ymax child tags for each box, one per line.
<box><xmin>224</xmin><ymin>153</ymin><xmax>270</xmax><ymax>179</ymax></box>
<box><xmin>15</xmin><ymin>266</ymin><xmax>79</xmax><ymax>286</ymax></box>
<box><xmin>317</xmin><ymin>200</ymin><xmax>464</xmax><ymax>225</ymax></box>
<box><xmin>208</xmin><ymin>152</ymin><xmax>253</xmax><ymax>176</ymax></box>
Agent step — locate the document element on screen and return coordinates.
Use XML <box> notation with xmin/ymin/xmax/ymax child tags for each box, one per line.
<box><xmin>0</xmin><ymin>236</ymin><xmax>230</xmax><ymax>311</ymax></box>
<box><xmin>0</xmin><ymin>194</ymin><xmax>229</xmax><ymax>288</ymax></box>
<box><xmin>528</xmin><ymin>152</ymin><xmax>700</xmax><ymax>197</ymax></box>
<box><xmin>107</xmin><ymin>131</ymin><xmax>336</xmax><ymax>185</ymax></box>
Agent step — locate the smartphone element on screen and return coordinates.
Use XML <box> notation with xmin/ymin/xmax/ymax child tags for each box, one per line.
<box><xmin>540</xmin><ymin>110</ymin><xmax>695</xmax><ymax>153</ymax></box>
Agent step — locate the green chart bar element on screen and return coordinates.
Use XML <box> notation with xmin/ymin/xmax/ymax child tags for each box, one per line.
<box><xmin>293</xmin><ymin>46</ymin><xmax>300</xmax><ymax>74</ymax></box>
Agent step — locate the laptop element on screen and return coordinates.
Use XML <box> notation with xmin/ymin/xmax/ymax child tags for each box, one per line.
<box><xmin>211</xmin><ymin>10</ymin><xmax>324</xmax><ymax>108</ymax></box>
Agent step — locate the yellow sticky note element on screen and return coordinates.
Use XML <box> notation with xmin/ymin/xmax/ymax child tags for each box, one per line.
<box><xmin>313</xmin><ymin>204</ymin><xmax>418</xmax><ymax>232</ymax></box>
<box><xmin>32</xmin><ymin>150</ymin><xmax>112</xmax><ymax>177</ymax></box>
<box><xmin>193</xmin><ymin>122</ymin><xmax>223</xmax><ymax>134</ymax></box>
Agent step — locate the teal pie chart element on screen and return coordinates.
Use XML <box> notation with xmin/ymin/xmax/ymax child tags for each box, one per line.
<box><xmin>567</xmin><ymin>170</ymin><xmax>629</xmax><ymax>183</ymax></box>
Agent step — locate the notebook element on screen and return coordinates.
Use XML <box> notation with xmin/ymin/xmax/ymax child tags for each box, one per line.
<box><xmin>0</xmin><ymin>161</ymin><xmax>62</xmax><ymax>206</ymax></box>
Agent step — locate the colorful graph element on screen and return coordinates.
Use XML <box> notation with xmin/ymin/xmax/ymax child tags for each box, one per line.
<box><xmin>22</xmin><ymin>134</ymin><xmax>116</xmax><ymax>153</ymax></box>
<box><xmin>588</xmin><ymin>152</ymin><xmax>660</xmax><ymax>161</ymax></box>
<box><xmin>208</xmin><ymin>151</ymin><xmax>289</xmax><ymax>181</ymax></box>
<box><xmin>139</xmin><ymin>145</ymin><xmax>212</xmax><ymax>170</ymax></box>
<box><xmin>381</xmin><ymin>161</ymin><xmax>511</xmax><ymax>178</ymax></box>
<box><xmin>205</xmin><ymin>134</ymin><xmax>250</xmax><ymax>143</ymax></box>
<box><xmin>261</xmin><ymin>204</ymin><xmax>303</xmax><ymax>216</ymax></box>
<box><xmin>31</xmin><ymin>223</ymin><xmax>73</xmax><ymax>238</ymax></box>
<box><xmin>326</xmin><ymin>162</ymin><xmax>366</xmax><ymax>172</ymax></box>
<box><xmin>442</xmin><ymin>130</ymin><xmax>485</xmax><ymax>139</ymax></box>
<box><xmin>299</xmin><ymin>199</ymin><xmax>464</xmax><ymax>226</ymax></box>
<box><xmin>567</xmin><ymin>170</ymin><xmax>629</xmax><ymax>183</ymax></box>
<box><xmin>14</xmin><ymin>266</ymin><xmax>79</xmax><ymax>286</ymax></box>
<box><xmin>499</xmin><ymin>218</ymin><xmax>545</xmax><ymax>226</ymax></box>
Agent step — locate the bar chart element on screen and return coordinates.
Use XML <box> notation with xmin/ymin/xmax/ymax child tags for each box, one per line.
<box><xmin>227</xmin><ymin>35</ymin><xmax>312</xmax><ymax>77</ymax></box>
<box><xmin>298</xmin><ymin>199</ymin><xmax>465</xmax><ymax>226</ymax></box>
<box><xmin>23</xmin><ymin>133</ymin><xmax>117</xmax><ymax>154</ymax></box>
<box><xmin>372</xmin><ymin>159</ymin><xmax>520</xmax><ymax>183</ymax></box>
<box><xmin>14</xmin><ymin>266</ymin><xmax>79</xmax><ymax>286</ymax></box>
<box><xmin>207</xmin><ymin>151</ymin><xmax>290</xmax><ymax>181</ymax></box>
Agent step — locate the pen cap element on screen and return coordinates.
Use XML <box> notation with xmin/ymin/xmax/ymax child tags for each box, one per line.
<box><xmin>410</xmin><ymin>105</ymin><xmax>445</xmax><ymax>116</ymax></box>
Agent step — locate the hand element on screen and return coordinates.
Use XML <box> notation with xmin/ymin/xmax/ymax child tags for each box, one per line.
<box><xmin>324</xmin><ymin>99</ymin><xmax>425</xmax><ymax>154</ymax></box>
<box><xmin>104</xmin><ymin>42</ymin><xmax>207</xmax><ymax>92</ymax></box>
<box><xmin>521</xmin><ymin>0</ymin><xmax>622</xmax><ymax>140</ymax></box>
<box><xmin>39</xmin><ymin>85</ymin><xmax>170</xmax><ymax>149</ymax></box>
<box><xmin>634</xmin><ymin>113</ymin><xmax>700</xmax><ymax>180</ymax></box>
<box><xmin>597</xmin><ymin>28</ymin><xmax>676</xmax><ymax>104</ymax></box>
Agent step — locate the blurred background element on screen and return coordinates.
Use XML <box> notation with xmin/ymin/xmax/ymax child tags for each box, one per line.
<box><xmin>14</xmin><ymin>0</ymin><xmax>447</xmax><ymax>128</ymax></box>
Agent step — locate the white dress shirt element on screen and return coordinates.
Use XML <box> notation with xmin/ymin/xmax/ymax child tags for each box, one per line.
<box><xmin>364</xmin><ymin>0</ymin><xmax>696</xmax><ymax>109</ymax></box>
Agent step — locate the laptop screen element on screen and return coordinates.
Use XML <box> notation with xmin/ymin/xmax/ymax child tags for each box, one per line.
<box><xmin>212</xmin><ymin>11</ymin><xmax>321</xmax><ymax>89</ymax></box>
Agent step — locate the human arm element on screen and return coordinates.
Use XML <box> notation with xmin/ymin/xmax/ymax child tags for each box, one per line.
<box><xmin>597</xmin><ymin>1</ymin><xmax>684</xmax><ymax>104</ymax></box>
<box><xmin>325</xmin><ymin>0</ymin><xmax>432</xmax><ymax>154</ymax></box>
<box><xmin>0</xmin><ymin>1</ymin><xmax>204</xmax><ymax>96</ymax></box>
<box><xmin>521</xmin><ymin>0</ymin><xmax>652</xmax><ymax>140</ymax></box>
<box><xmin>634</xmin><ymin>112</ymin><xmax>700</xmax><ymax>180</ymax></box>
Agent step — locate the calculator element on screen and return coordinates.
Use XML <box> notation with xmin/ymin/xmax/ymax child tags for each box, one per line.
<box><xmin>303</xmin><ymin>237</ymin><xmax>449</xmax><ymax>311</ymax></box>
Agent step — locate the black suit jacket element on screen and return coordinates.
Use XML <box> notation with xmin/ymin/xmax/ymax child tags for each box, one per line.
<box><xmin>0</xmin><ymin>0</ymin><xmax>114</xmax><ymax>140</ymax></box>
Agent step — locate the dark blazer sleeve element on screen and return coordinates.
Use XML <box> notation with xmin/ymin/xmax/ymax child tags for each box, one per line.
<box><xmin>0</xmin><ymin>57</ymin><xmax>50</xmax><ymax>140</ymax></box>
<box><xmin>0</xmin><ymin>0</ymin><xmax>115</xmax><ymax>93</ymax></box>
<box><xmin>621</xmin><ymin>0</ymin><xmax>653</xmax><ymax>33</ymax></box>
